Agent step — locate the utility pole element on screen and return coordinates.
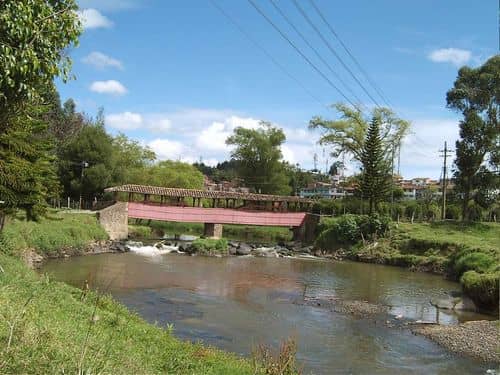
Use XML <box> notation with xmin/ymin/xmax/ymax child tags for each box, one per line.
<box><xmin>79</xmin><ymin>161</ymin><xmax>88</xmax><ymax>210</ymax></box>
<box><xmin>390</xmin><ymin>143</ymin><xmax>395</xmax><ymax>218</ymax></box>
<box><xmin>439</xmin><ymin>142</ymin><xmax>452</xmax><ymax>220</ymax></box>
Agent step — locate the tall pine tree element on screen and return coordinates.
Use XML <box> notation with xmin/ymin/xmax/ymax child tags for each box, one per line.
<box><xmin>359</xmin><ymin>117</ymin><xmax>391</xmax><ymax>214</ymax></box>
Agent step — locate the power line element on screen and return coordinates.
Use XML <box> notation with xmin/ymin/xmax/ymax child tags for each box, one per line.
<box><xmin>307</xmin><ymin>0</ymin><xmax>392</xmax><ymax>107</ymax></box>
<box><xmin>208</xmin><ymin>0</ymin><xmax>330</xmax><ymax>111</ymax></box>
<box><xmin>291</xmin><ymin>0</ymin><xmax>381</xmax><ymax>108</ymax></box>
<box><xmin>268</xmin><ymin>0</ymin><xmax>364</xmax><ymax>107</ymax></box>
<box><xmin>246</xmin><ymin>0</ymin><xmax>359</xmax><ymax>108</ymax></box>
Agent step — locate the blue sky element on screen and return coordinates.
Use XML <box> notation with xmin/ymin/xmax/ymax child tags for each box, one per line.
<box><xmin>58</xmin><ymin>0</ymin><xmax>498</xmax><ymax>178</ymax></box>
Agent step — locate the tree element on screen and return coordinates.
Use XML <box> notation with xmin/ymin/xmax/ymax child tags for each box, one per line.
<box><xmin>0</xmin><ymin>103</ymin><xmax>59</xmax><ymax>220</ymax></box>
<box><xmin>148</xmin><ymin>161</ymin><xmax>204</xmax><ymax>189</ymax></box>
<box><xmin>309</xmin><ymin>103</ymin><xmax>410</xmax><ymax>164</ymax></box>
<box><xmin>111</xmin><ymin>134</ymin><xmax>156</xmax><ymax>185</ymax></box>
<box><xmin>454</xmin><ymin>110</ymin><xmax>498</xmax><ymax>220</ymax></box>
<box><xmin>226</xmin><ymin>122</ymin><xmax>291</xmax><ymax>195</ymax></box>
<box><xmin>447</xmin><ymin>56</ymin><xmax>500</xmax><ymax>220</ymax></box>
<box><xmin>57</xmin><ymin>114</ymin><xmax>115</xmax><ymax>201</ymax></box>
<box><xmin>0</xmin><ymin>0</ymin><xmax>80</xmax><ymax>224</ymax></box>
<box><xmin>359</xmin><ymin>117</ymin><xmax>391</xmax><ymax>214</ymax></box>
<box><xmin>0</xmin><ymin>0</ymin><xmax>81</xmax><ymax>119</ymax></box>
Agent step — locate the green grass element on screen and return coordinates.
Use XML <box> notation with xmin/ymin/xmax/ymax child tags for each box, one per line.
<box><xmin>190</xmin><ymin>238</ymin><xmax>228</xmax><ymax>255</ymax></box>
<box><xmin>0</xmin><ymin>254</ymin><xmax>255</xmax><ymax>374</ymax></box>
<box><xmin>0</xmin><ymin>211</ymin><xmax>108</xmax><ymax>256</ymax></box>
<box><xmin>0</xmin><ymin>212</ymin><xmax>282</xmax><ymax>374</ymax></box>
<box><xmin>130</xmin><ymin>219</ymin><xmax>292</xmax><ymax>243</ymax></box>
<box><xmin>396</xmin><ymin>221</ymin><xmax>499</xmax><ymax>253</ymax></box>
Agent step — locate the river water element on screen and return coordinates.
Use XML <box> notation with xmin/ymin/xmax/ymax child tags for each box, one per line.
<box><xmin>41</xmin><ymin>251</ymin><xmax>494</xmax><ymax>374</ymax></box>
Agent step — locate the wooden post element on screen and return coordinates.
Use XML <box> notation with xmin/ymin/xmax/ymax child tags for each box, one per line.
<box><xmin>212</xmin><ymin>199</ymin><xmax>216</xmax><ymax>208</ymax></box>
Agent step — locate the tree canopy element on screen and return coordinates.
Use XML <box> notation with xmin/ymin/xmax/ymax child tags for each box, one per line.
<box><xmin>359</xmin><ymin>117</ymin><xmax>391</xmax><ymax>214</ymax></box>
<box><xmin>447</xmin><ymin>55</ymin><xmax>500</xmax><ymax>221</ymax></box>
<box><xmin>226</xmin><ymin>122</ymin><xmax>291</xmax><ymax>195</ymax></box>
<box><xmin>309</xmin><ymin>103</ymin><xmax>410</xmax><ymax>164</ymax></box>
<box><xmin>0</xmin><ymin>0</ymin><xmax>81</xmax><ymax>114</ymax></box>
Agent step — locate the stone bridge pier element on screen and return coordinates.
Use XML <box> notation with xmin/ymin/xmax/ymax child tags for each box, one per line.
<box><xmin>204</xmin><ymin>223</ymin><xmax>223</xmax><ymax>238</ymax></box>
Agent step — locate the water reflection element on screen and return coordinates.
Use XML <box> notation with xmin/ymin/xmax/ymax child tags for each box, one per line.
<box><xmin>42</xmin><ymin>253</ymin><xmax>492</xmax><ymax>374</ymax></box>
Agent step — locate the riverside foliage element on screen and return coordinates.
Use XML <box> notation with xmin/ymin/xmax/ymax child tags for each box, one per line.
<box><xmin>315</xmin><ymin>217</ymin><xmax>500</xmax><ymax>312</ymax></box>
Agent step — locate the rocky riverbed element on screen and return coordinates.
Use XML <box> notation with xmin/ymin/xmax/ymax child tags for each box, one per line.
<box><xmin>412</xmin><ymin>320</ymin><xmax>499</xmax><ymax>363</ymax></box>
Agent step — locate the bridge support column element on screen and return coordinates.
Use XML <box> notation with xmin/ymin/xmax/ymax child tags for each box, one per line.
<box><xmin>98</xmin><ymin>202</ymin><xmax>128</xmax><ymax>240</ymax></box>
<box><xmin>204</xmin><ymin>223</ymin><xmax>223</xmax><ymax>239</ymax></box>
<box><xmin>292</xmin><ymin>213</ymin><xmax>318</xmax><ymax>243</ymax></box>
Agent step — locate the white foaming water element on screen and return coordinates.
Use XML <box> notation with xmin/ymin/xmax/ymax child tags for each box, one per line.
<box><xmin>128</xmin><ymin>242</ymin><xmax>181</xmax><ymax>257</ymax></box>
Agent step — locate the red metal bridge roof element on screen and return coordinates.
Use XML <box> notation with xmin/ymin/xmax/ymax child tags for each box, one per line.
<box><xmin>105</xmin><ymin>184</ymin><xmax>312</xmax><ymax>204</ymax></box>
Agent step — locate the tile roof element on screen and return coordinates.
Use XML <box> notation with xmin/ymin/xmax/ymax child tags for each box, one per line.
<box><xmin>104</xmin><ymin>184</ymin><xmax>312</xmax><ymax>203</ymax></box>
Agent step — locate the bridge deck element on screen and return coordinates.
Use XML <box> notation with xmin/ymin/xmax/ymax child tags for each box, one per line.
<box><xmin>128</xmin><ymin>202</ymin><xmax>306</xmax><ymax>227</ymax></box>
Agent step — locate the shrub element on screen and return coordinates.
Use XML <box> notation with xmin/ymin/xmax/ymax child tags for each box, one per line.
<box><xmin>445</xmin><ymin>205</ymin><xmax>461</xmax><ymax>220</ymax></box>
<box><xmin>453</xmin><ymin>251</ymin><xmax>496</xmax><ymax>276</ymax></box>
<box><xmin>461</xmin><ymin>271</ymin><xmax>499</xmax><ymax>311</ymax></box>
<box><xmin>128</xmin><ymin>225</ymin><xmax>152</xmax><ymax>238</ymax></box>
<box><xmin>189</xmin><ymin>238</ymin><xmax>228</xmax><ymax>254</ymax></box>
<box><xmin>315</xmin><ymin>214</ymin><xmax>390</xmax><ymax>250</ymax></box>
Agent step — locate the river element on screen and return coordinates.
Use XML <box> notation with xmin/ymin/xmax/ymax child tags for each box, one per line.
<box><xmin>41</xmin><ymin>250</ymin><xmax>494</xmax><ymax>374</ymax></box>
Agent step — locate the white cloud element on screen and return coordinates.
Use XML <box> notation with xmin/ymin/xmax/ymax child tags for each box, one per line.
<box><xmin>77</xmin><ymin>8</ymin><xmax>113</xmax><ymax>29</ymax></box>
<box><xmin>106</xmin><ymin>112</ymin><xmax>172</xmax><ymax>132</ymax></box>
<box><xmin>106</xmin><ymin>112</ymin><xmax>142</xmax><ymax>130</ymax></box>
<box><xmin>82</xmin><ymin>52</ymin><xmax>123</xmax><ymax>70</ymax></box>
<box><xmin>146</xmin><ymin>116</ymin><xmax>172</xmax><ymax>133</ymax></box>
<box><xmin>399</xmin><ymin>118</ymin><xmax>459</xmax><ymax>178</ymax></box>
<box><xmin>109</xmin><ymin>108</ymin><xmax>320</xmax><ymax>170</ymax></box>
<box><xmin>148</xmin><ymin>139</ymin><xmax>186</xmax><ymax>160</ymax></box>
<box><xmin>195</xmin><ymin>116</ymin><xmax>261</xmax><ymax>153</ymax></box>
<box><xmin>428</xmin><ymin>48</ymin><xmax>472</xmax><ymax>66</ymax></box>
<box><xmin>90</xmin><ymin>80</ymin><xmax>127</xmax><ymax>95</ymax></box>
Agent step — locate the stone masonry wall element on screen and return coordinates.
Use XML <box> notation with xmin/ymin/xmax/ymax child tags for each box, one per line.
<box><xmin>98</xmin><ymin>202</ymin><xmax>128</xmax><ymax>240</ymax></box>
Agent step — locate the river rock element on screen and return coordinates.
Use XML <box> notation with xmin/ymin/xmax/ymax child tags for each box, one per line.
<box><xmin>430</xmin><ymin>295</ymin><xmax>478</xmax><ymax>312</ymax></box>
<box><xmin>236</xmin><ymin>243</ymin><xmax>252</xmax><ymax>255</ymax></box>
<box><xmin>228</xmin><ymin>246</ymin><xmax>237</xmax><ymax>255</ymax></box>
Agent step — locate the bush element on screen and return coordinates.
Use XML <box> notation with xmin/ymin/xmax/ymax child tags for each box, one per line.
<box><xmin>445</xmin><ymin>204</ymin><xmax>461</xmax><ymax>220</ymax></box>
<box><xmin>189</xmin><ymin>238</ymin><xmax>228</xmax><ymax>255</ymax></box>
<box><xmin>461</xmin><ymin>271</ymin><xmax>499</xmax><ymax>311</ymax></box>
<box><xmin>128</xmin><ymin>225</ymin><xmax>152</xmax><ymax>238</ymax></box>
<box><xmin>315</xmin><ymin>214</ymin><xmax>390</xmax><ymax>251</ymax></box>
<box><xmin>453</xmin><ymin>251</ymin><xmax>496</xmax><ymax>276</ymax></box>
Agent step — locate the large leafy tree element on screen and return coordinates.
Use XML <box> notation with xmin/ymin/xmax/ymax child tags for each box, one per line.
<box><xmin>57</xmin><ymin>112</ymin><xmax>115</xmax><ymax>201</ymax></box>
<box><xmin>359</xmin><ymin>117</ymin><xmax>391</xmax><ymax>214</ymax></box>
<box><xmin>447</xmin><ymin>55</ymin><xmax>499</xmax><ymax>220</ymax></box>
<box><xmin>0</xmin><ymin>0</ymin><xmax>80</xmax><ymax>222</ymax></box>
<box><xmin>226</xmin><ymin>122</ymin><xmax>291</xmax><ymax>195</ymax></box>
<box><xmin>148</xmin><ymin>161</ymin><xmax>204</xmax><ymax>189</ymax></box>
<box><xmin>309</xmin><ymin>103</ymin><xmax>410</xmax><ymax>164</ymax></box>
<box><xmin>0</xmin><ymin>0</ymin><xmax>80</xmax><ymax>117</ymax></box>
<box><xmin>111</xmin><ymin>134</ymin><xmax>156</xmax><ymax>186</ymax></box>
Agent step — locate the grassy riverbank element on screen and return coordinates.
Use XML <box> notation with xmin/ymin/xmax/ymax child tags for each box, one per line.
<box><xmin>129</xmin><ymin>219</ymin><xmax>292</xmax><ymax>243</ymax></box>
<box><xmin>316</xmin><ymin>218</ymin><xmax>500</xmax><ymax>312</ymax></box>
<box><xmin>0</xmin><ymin>211</ymin><xmax>108</xmax><ymax>257</ymax></box>
<box><xmin>0</xmin><ymin>212</ymin><xmax>262</xmax><ymax>374</ymax></box>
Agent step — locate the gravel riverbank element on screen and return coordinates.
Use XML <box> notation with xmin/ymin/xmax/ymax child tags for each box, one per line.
<box><xmin>412</xmin><ymin>320</ymin><xmax>499</xmax><ymax>363</ymax></box>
